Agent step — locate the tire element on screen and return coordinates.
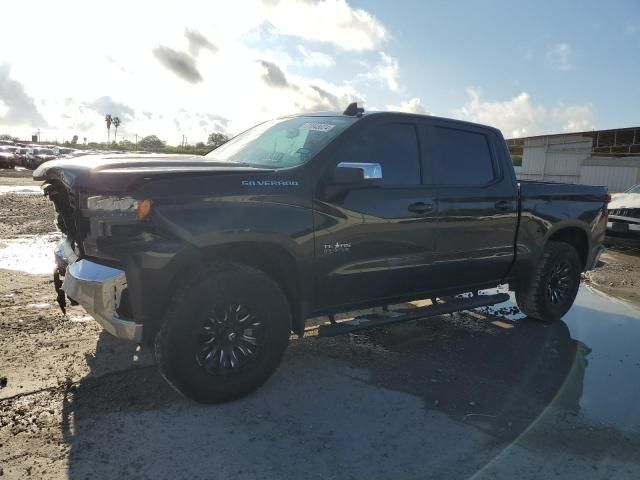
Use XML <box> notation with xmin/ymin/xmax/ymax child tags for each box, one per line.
<box><xmin>515</xmin><ymin>241</ymin><xmax>582</xmax><ymax>322</ymax></box>
<box><xmin>154</xmin><ymin>261</ymin><xmax>291</xmax><ymax>403</ymax></box>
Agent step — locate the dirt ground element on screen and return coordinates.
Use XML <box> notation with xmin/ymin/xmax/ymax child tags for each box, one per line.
<box><xmin>2</xmin><ymin>168</ymin><xmax>640</xmax><ymax>479</ymax></box>
<box><xmin>0</xmin><ymin>170</ymin><xmax>52</xmax><ymax>237</ymax></box>
<box><xmin>584</xmin><ymin>249</ymin><xmax>640</xmax><ymax>306</ymax></box>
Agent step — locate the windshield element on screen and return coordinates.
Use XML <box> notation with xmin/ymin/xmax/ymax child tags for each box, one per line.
<box><xmin>625</xmin><ymin>184</ymin><xmax>640</xmax><ymax>194</ymax></box>
<box><xmin>206</xmin><ymin>116</ymin><xmax>355</xmax><ymax>167</ymax></box>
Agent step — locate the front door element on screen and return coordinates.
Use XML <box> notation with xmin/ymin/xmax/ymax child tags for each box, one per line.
<box><xmin>313</xmin><ymin>117</ymin><xmax>439</xmax><ymax>311</ymax></box>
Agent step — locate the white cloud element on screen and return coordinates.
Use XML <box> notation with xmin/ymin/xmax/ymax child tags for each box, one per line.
<box><xmin>355</xmin><ymin>51</ymin><xmax>401</xmax><ymax>93</ymax></box>
<box><xmin>0</xmin><ymin>99</ymin><xmax>9</xmax><ymax>118</ymax></box>
<box><xmin>387</xmin><ymin>97</ymin><xmax>429</xmax><ymax>114</ymax></box>
<box><xmin>453</xmin><ymin>89</ymin><xmax>593</xmax><ymax>137</ymax></box>
<box><xmin>0</xmin><ymin>0</ymin><xmax>387</xmax><ymax>144</ymax></box>
<box><xmin>546</xmin><ymin>43</ymin><xmax>572</xmax><ymax>71</ymax></box>
<box><xmin>454</xmin><ymin>89</ymin><xmax>544</xmax><ymax>137</ymax></box>
<box><xmin>265</xmin><ymin>0</ymin><xmax>387</xmax><ymax>51</ymax></box>
<box><xmin>552</xmin><ymin>104</ymin><xmax>594</xmax><ymax>132</ymax></box>
<box><xmin>377</xmin><ymin>52</ymin><xmax>400</xmax><ymax>92</ymax></box>
<box><xmin>297</xmin><ymin>46</ymin><xmax>335</xmax><ymax>68</ymax></box>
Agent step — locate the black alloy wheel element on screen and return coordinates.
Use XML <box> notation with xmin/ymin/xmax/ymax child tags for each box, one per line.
<box><xmin>515</xmin><ymin>241</ymin><xmax>582</xmax><ymax>322</ymax></box>
<box><xmin>546</xmin><ymin>260</ymin><xmax>573</xmax><ymax>305</ymax></box>
<box><xmin>196</xmin><ymin>303</ymin><xmax>263</xmax><ymax>373</ymax></box>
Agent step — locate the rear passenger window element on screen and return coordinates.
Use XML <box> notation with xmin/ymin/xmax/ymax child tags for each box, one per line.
<box><xmin>335</xmin><ymin>123</ymin><xmax>421</xmax><ymax>185</ymax></box>
<box><xmin>434</xmin><ymin>127</ymin><xmax>495</xmax><ymax>185</ymax></box>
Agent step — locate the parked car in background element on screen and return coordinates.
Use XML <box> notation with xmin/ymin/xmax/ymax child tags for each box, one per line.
<box><xmin>0</xmin><ymin>146</ymin><xmax>16</xmax><ymax>169</ymax></box>
<box><xmin>56</xmin><ymin>147</ymin><xmax>84</xmax><ymax>159</ymax></box>
<box><xmin>26</xmin><ymin>148</ymin><xmax>57</xmax><ymax>169</ymax></box>
<box><xmin>13</xmin><ymin>147</ymin><xmax>31</xmax><ymax>167</ymax></box>
<box><xmin>606</xmin><ymin>184</ymin><xmax>640</xmax><ymax>247</ymax></box>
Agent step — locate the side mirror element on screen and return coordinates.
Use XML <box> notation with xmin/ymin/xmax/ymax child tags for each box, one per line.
<box><xmin>332</xmin><ymin>162</ymin><xmax>382</xmax><ymax>185</ymax></box>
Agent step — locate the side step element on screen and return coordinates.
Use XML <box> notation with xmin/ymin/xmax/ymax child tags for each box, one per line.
<box><xmin>317</xmin><ymin>293</ymin><xmax>510</xmax><ymax>337</ymax></box>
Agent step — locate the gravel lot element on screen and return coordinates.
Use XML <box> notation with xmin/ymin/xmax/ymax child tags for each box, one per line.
<box><xmin>2</xmin><ymin>168</ymin><xmax>640</xmax><ymax>479</ymax></box>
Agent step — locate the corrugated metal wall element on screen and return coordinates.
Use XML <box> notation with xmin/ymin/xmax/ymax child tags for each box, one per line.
<box><xmin>579</xmin><ymin>165</ymin><xmax>639</xmax><ymax>191</ymax></box>
<box><xmin>514</xmin><ymin>133</ymin><xmax>640</xmax><ymax>191</ymax></box>
<box><xmin>518</xmin><ymin>135</ymin><xmax>592</xmax><ymax>182</ymax></box>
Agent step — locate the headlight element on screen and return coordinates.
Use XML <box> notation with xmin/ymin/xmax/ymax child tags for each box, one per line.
<box><xmin>86</xmin><ymin>196</ymin><xmax>152</xmax><ymax>220</ymax></box>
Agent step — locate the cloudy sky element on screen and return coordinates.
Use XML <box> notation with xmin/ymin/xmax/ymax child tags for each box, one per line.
<box><xmin>0</xmin><ymin>0</ymin><xmax>638</xmax><ymax>145</ymax></box>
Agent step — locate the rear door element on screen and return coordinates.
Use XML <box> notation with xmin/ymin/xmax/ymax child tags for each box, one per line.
<box><xmin>428</xmin><ymin>121</ymin><xmax>518</xmax><ymax>289</ymax></box>
<box><xmin>313</xmin><ymin>115</ymin><xmax>439</xmax><ymax>310</ymax></box>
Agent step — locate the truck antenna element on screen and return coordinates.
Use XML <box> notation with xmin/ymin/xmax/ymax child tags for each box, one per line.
<box><xmin>343</xmin><ymin>102</ymin><xmax>364</xmax><ymax>117</ymax></box>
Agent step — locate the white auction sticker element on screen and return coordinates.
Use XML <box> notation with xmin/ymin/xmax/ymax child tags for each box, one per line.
<box><xmin>300</xmin><ymin>122</ymin><xmax>335</xmax><ymax>132</ymax></box>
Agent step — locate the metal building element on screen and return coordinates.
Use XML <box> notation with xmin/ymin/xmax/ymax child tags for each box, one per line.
<box><xmin>507</xmin><ymin>127</ymin><xmax>640</xmax><ymax>192</ymax></box>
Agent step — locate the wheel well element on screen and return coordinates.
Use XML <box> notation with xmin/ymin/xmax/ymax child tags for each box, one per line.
<box><xmin>548</xmin><ymin>227</ymin><xmax>589</xmax><ymax>268</ymax></box>
<box><xmin>202</xmin><ymin>243</ymin><xmax>304</xmax><ymax>334</ymax></box>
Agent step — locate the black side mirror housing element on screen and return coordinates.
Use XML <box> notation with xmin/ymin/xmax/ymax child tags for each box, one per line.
<box><xmin>331</xmin><ymin>162</ymin><xmax>383</xmax><ymax>186</ymax></box>
<box><xmin>333</xmin><ymin>166</ymin><xmax>366</xmax><ymax>184</ymax></box>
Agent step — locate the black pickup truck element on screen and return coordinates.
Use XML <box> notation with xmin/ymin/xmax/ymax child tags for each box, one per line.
<box><xmin>34</xmin><ymin>104</ymin><xmax>608</xmax><ymax>403</ymax></box>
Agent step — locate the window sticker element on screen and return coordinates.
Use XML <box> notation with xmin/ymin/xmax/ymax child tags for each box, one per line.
<box><xmin>300</xmin><ymin>122</ymin><xmax>336</xmax><ymax>132</ymax></box>
<box><xmin>296</xmin><ymin>147</ymin><xmax>311</xmax><ymax>157</ymax></box>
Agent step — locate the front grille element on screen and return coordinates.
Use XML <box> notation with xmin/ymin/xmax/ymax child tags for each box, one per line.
<box><xmin>608</xmin><ymin>208</ymin><xmax>640</xmax><ymax>218</ymax></box>
<box><xmin>44</xmin><ymin>181</ymin><xmax>85</xmax><ymax>244</ymax></box>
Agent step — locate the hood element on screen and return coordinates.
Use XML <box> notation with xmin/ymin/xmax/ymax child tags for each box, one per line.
<box><xmin>609</xmin><ymin>192</ymin><xmax>640</xmax><ymax>210</ymax></box>
<box><xmin>33</xmin><ymin>153</ymin><xmax>273</xmax><ymax>193</ymax></box>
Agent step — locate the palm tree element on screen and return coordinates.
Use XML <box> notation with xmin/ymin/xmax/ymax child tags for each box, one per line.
<box><xmin>112</xmin><ymin>117</ymin><xmax>121</xmax><ymax>143</ymax></box>
<box><xmin>105</xmin><ymin>114</ymin><xmax>112</xmax><ymax>143</ymax></box>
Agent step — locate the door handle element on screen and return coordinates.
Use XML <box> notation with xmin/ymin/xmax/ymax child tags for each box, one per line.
<box><xmin>494</xmin><ymin>200</ymin><xmax>511</xmax><ymax>211</ymax></box>
<box><xmin>408</xmin><ymin>202</ymin><xmax>435</xmax><ymax>214</ymax></box>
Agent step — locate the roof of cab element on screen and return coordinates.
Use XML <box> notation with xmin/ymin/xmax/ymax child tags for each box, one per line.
<box><xmin>293</xmin><ymin>110</ymin><xmax>503</xmax><ymax>136</ymax></box>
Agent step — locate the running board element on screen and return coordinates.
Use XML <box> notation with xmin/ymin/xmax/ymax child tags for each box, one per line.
<box><xmin>317</xmin><ymin>293</ymin><xmax>510</xmax><ymax>337</ymax></box>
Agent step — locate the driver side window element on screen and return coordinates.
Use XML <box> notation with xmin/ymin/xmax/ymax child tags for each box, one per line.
<box><xmin>335</xmin><ymin>122</ymin><xmax>421</xmax><ymax>185</ymax></box>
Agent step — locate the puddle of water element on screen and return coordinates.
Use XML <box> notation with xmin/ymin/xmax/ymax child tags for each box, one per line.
<box><xmin>27</xmin><ymin>302</ymin><xmax>50</xmax><ymax>308</ymax></box>
<box><xmin>0</xmin><ymin>185</ymin><xmax>42</xmax><ymax>195</ymax></box>
<box><xmin>69</xmin><ymin>314</ymin><xmax>93</xmax><ymax>323</ymax></box>
<box><xmin>562</xmin><ymin>287</ymin><xmax>640</xmax><ymax>433</ymax></box>
<box><xmin>487</xmin><ymin>285</ymin><xmax>640</xmax><ymax>433</ymax></box>
<box><xmin>0</xmin><ymin>234</ymin><xmax>60</xmax><ymax>274</ymax></box>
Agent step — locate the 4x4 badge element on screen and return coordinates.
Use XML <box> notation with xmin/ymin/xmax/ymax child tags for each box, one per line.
<box><xmin>323</xmin><ymin>242</ymin><xmax>351</xmax><ymax>255</ymax></box>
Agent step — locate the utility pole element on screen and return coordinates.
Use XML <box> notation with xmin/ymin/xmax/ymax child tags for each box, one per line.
<box><xmin>134</xmin><ymin>134</ymin><xmax>138</xmax><ymax>151</ymax></box>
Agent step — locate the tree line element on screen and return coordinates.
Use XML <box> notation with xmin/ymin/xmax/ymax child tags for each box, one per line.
<box><xmin>0</xmin><ymin>119</ymin><xmax>229</xmax><ymax>157</ymax></box>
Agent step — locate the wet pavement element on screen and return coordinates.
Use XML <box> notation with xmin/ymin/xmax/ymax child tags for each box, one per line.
<box><xmin>561</xmin><ymin>287</ymin><xmax>640</xmax><ymax>432</ymax></box>
<box><xmin>479</xmin><ymin>287</ymin><xmax>640</xmax><ymax>433</ymax></box>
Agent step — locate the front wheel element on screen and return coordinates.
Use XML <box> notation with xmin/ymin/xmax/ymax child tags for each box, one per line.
<box><xmin>154</xmin><ymin>262</ymin><xmax>291</xmax><ymax>403</ymax></box>
<box><xmin>515</xmin><ymin>241</ymin><xmax>582</xmax><ymax>321</ymax></box>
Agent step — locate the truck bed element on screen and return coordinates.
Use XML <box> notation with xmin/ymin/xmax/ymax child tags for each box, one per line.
<box><xmin>512</xmin><ymin>180</ymin><xmax>608</xmax><ymax>281</ymax></box>
<box><xmin>519</xmin><ymin>179</ymin><xmax>608</xmax><ymax>200</ymax></box>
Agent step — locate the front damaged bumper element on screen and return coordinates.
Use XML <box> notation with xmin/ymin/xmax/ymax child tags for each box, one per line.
<box><xmin>54</xmin><ymin>238</ymin><xmax>143</xmax><ymax>342</ymax></box>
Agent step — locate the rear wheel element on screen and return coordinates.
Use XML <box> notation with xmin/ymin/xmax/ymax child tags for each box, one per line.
<box><xmin>515</xmin><ymin>241</ymin><xmax>582</xmax><ymax>321</ymax></box>
<box><xmin>154</xmin><ymin>261</ymin><xmax>291</xmax><ymax>403</ymax></box>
